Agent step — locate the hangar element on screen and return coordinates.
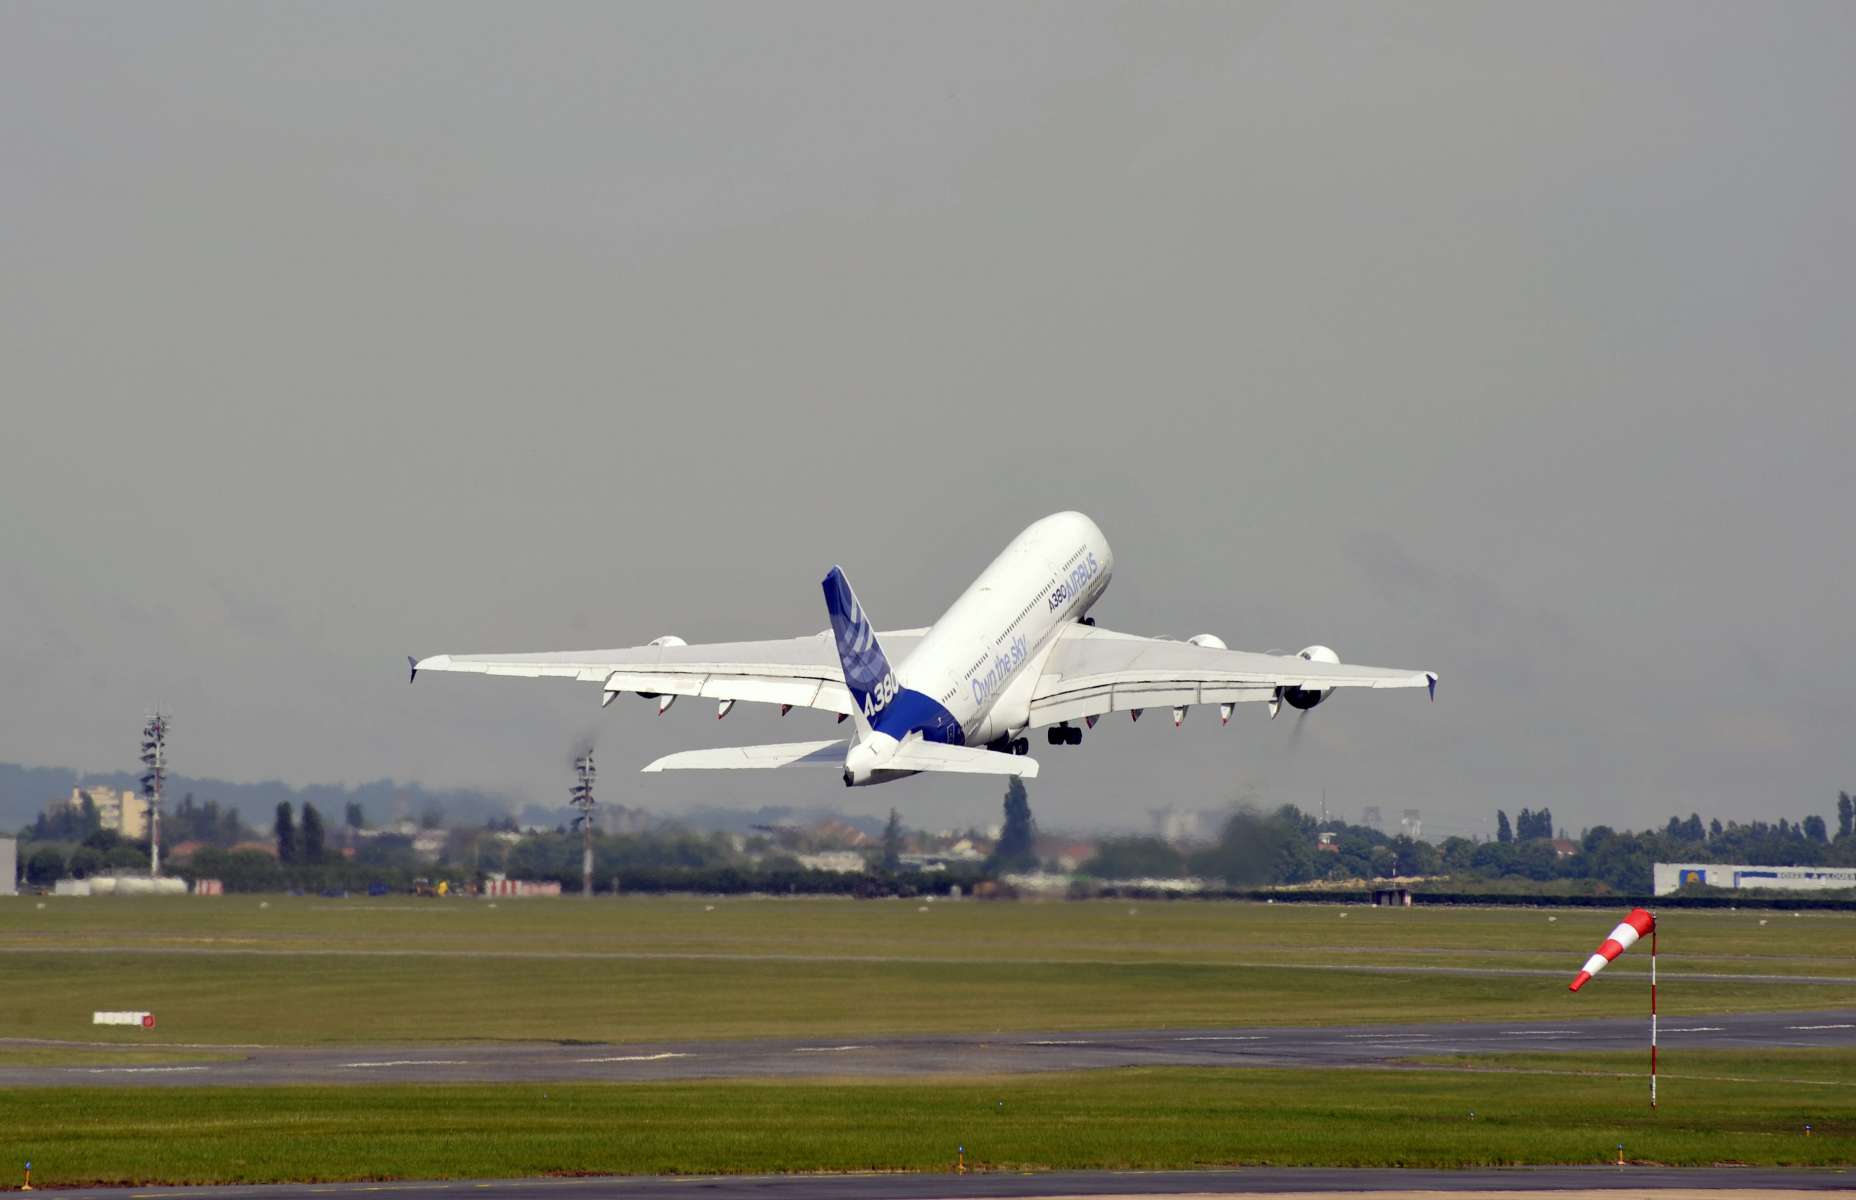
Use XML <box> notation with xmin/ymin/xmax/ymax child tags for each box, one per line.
<box><xmin>1654</xmin><ymin>861</ymin><xmax>1856</xmax><ymax>895</ymax></box>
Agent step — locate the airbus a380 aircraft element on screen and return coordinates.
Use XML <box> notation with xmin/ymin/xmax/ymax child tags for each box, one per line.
<box><xmin>411</xmin><ymin>512</ymin><xmax>1436</xmax><ymax>786</ymax></box>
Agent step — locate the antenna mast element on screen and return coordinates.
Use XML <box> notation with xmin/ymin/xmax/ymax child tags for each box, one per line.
<box><xmin>570</xmin><ymin>751</ymin><xmax>596</xmax><ymax>899</ymax></box>
<box><xmin>140</xmin><ymin>713</ymin><xmax>169</xmax><ymax>878</ymax></box>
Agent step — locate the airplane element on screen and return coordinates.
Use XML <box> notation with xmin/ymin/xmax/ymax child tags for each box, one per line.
<box><xmin>410</xmin><ymin>512</ymin><xmax>1436</xmax><ymax>786</ymax></box>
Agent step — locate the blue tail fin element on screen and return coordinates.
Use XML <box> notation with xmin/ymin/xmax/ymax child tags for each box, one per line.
<box><xmin>822</xmin><ymin>566</ymin><xmax>898</xmax><ymax>728</ymax></box>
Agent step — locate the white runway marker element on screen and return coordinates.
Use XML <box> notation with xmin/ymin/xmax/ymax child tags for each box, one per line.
<box><xmin>1788</xmin><ymin>1023</ymin><xmax>1856</xmax><ymax>1030</ymax></box>
<box><xmin>1175</xmin><ymin>1035</ymin><xmax>1268</xmax><ymax>1042</ymax></box>
<box><xmin>83</xmin><ymin>1065</ymin><xmax>209</xmax><ymax>1074</ymax></box>
<box><xmin>792</xmin><ymin>1045</ymin><xmax>868</xmax><ymax>1053</ymax></box>
<box><xmin>343</xmin><ymin>1059</ymin><xmax>468</xmax><ymax>1068</ymax></box>
<box><xmin>574</xmin><ymin>1053</ymin><xmax>687</xmax><ymax>1063</ymax></box>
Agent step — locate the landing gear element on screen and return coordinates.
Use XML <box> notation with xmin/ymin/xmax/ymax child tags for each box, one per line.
<box><xmin>1012</xmin><ymin>737</ymin><xmax>1029</xmax><ymax>756</ymax></box>
<box><xmin>1046</xmin><ymin>725</ymin><xmax>1083</xmax><ymax>746</ymax></box>
<box><xmin>988</xmin><ymin>735</ymin><xmax>1036</xmax><ymax>755</ymax></box>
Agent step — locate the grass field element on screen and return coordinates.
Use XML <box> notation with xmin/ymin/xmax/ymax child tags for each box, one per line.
<box><xmin>4</xmin><ymin>897</ymin><xmax>1853</xmax><ymax>1045</ymax></box>
<box><xmin>2</xmin><ymin>1054</ymin><xmax>1851</xmax><ymax>1186</ymax></box>
<box><xmin>4</xmin><ymin>898</ymin><xmax>1853</xmax><ymax>1181</ymax></box>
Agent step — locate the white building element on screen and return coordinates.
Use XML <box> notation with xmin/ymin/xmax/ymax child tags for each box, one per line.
<box><xmin>67</xmin><ymin>786</ymin><xmax>150</xmax><ymax>839</ymax></box>
<box><xmin>1151</xmin><ymin>807</ymin><xmax>1216</xmax><ymax>845</ymax></box>
<box><xmin>796</xmin><ymin>850</ymin><xmax>869</xmax><ymax>874</ymax></box>
<box><xmin>1654</xmin><ymin>862</ymin><xmax>1856</xmax><ymax>896</ymax></box>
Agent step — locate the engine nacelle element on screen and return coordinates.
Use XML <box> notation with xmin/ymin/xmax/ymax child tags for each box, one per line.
<box><xmin>1176</xmin><ymin>637</ymin><xmax>1228</xmax><ymax>725</ymax></box>
<box><xmin>638</xmin><ymin>636</ymin><xmax>688</xmax><ymax>712</ymax></box>
<box><xmin>1282</xmin><ymin>644</ymin><xmax>1338</xmax><ymax>711</ymax></box>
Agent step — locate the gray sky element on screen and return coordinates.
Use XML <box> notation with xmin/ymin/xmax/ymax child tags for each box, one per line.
<box><xmin>4</xmin><ymin>2</ymin><xmax>1851</xmax><ymax>838</ymax></box>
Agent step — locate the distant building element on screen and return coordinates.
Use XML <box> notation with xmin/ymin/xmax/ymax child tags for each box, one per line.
<box><xmin>482</xmin><ymin>875</ymin><xmax>562</xmax><ymax>897</ymax></box>
<box><xmin>809</xmin><ymin>819</ymin><xmax>875</xmax><ymax>849</ymax></box>
<box><xmin>944</xmin><ymin>837</ymin><xmax>988</xmax><ymax>861</ymax></box>
<box><xmin>67</xmin><ymin>786</ymin><xmax>151</xmax><ymax>840</ymax></box>
<box><xmin>1040</xmin><ymin>840</ymin><xmax>1096</xmax><ymax>872</ymax></box>
<box><xmin>796</xmin><ymin>850</ymin><xmax>869</xmax><ymax>874</ymax></box>
<box><xmin>1654</xmin><ymin>862</ymin><xmax>1856</xmax><ymax>896</ymax></box>
<box><xmin>1151</xmin><ymin>807</ymin><xmax>1209</xmax><ymax>844</ymax></box>
<box><xmin>597</xmin><ymin>806</ymin><xmax>651</xmax><ymax>835</ymax></box>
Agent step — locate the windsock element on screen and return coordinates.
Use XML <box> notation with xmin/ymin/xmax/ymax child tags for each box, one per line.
<box><xmin>1568</xmin><ymin>908</ymin><xmax>1655</xmax><ymax>991</ymax></box>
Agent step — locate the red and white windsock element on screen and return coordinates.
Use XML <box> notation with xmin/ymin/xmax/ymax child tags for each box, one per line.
<box><xmin>1568</xmin><ymin>908</ymin><xmax>1655</xmax><ymax>991</ymax></box>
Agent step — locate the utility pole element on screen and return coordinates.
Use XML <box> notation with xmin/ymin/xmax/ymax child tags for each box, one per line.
<box><xmin>140</xmin><ymin>713</ymin><xmax>169</xmax><ymax>878</ymax></box>
<box><xmin>570</xmin><ymin>751</ymin><xmax>596</xmax><ymax>899</ymax></box>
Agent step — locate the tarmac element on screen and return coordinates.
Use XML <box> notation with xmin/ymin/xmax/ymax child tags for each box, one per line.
<box><xmin>5</xmin><ymin>1009</ymin><xmax>1853</xmax><ymax>1087</ymax></box>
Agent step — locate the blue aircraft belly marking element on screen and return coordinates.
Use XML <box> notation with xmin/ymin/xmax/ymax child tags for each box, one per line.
<box><xmin>873</xmin><ymin>688</ymin><xmax>965</xmax><ymax>746</ymax></box>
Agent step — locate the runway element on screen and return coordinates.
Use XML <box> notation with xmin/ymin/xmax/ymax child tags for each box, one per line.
<box><xmin>36</xmin><ymin>1166</ymin><xmax>1856</xmax><ymax>1199</ymax></box>
<box><xmin>6</xmin><ymin>1009</ymin><xmax>1853</xmax><ymax>1087</ymax></box>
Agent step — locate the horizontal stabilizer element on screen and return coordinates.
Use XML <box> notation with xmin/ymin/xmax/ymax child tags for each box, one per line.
<box><xmin>641</xmin><ymin>740</ymin><xmax>846</xmax><ymax>773</ymax></box>
<box><xmin>889</xmin><ymin>740</ymin><xmax>1039</xmax><ymax>778</ymax></box>
<box><xmin>639</xmin><ymin>737</ymin><xmax>1037</xmax><ymax>779</ymax></box>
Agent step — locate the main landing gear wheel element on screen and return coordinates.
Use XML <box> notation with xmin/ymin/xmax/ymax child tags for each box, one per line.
<box><xmin>1047</xmin><ymin>725</ymin><xmax>1083</xmax><ymax>746</ymax></box>
<box><xmin>1012</xmin><ymin>737</ymin><xmax>1029</xmax><ymax>755</ymax></box>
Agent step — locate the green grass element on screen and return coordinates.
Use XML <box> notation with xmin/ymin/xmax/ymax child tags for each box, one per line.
<box><xmin>1406</xmin><ymin>1047</ymin><xmax>1856</xmax><ymax>1089</ymax></box>
<box><xmin>7</xmin><ymin>948</ymin><xmax>1852</xmax><ymax>1046</ymax></box>
<box><xmin>2</xmin><ymin>1062</ymin><xmax>1852</xmax><ymax>1186</ymax></box>
<box><xmin>7</xmin><ymin>894</ymin><xmax>1853</xmax><ymax>971</ymax></box>
<box><xmin>5</xmin><ymin>902</ymin><xmax>1852</xmax><ymax>1182</ymax></box>
<box><xmin>3</xmin><ymin>897</ymin><xmax>1852</xmax><ymax>1046</ymax></box>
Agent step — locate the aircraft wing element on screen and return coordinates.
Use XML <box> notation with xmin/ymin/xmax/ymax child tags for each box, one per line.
<box><xmin>411</xmin><ymin>631</ymin><xmax>927</xmax><ymax>717</ymax></box>
<box><xmin>1027</xmin><ymin>624</ymin><xmax>1435</xmax><ymax>727</ymax></box>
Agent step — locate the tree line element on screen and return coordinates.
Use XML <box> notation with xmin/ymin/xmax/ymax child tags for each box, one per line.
<box><xmin>1074</xmin><ymin>793</ymin><xmax>1856</xmax><ymax>895</ymax></box>
<box><xmin>16</xmin><ymin>782</ymin><xmax>1855</xmax><ymax>899</ymax></box>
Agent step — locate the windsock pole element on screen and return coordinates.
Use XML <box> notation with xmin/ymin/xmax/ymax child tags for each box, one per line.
<box><xmin>1567</xmin><ymin>907</ymin><xmax>1658</xmax><ymax>1109</ymax></box>
<box><xmin>1650</xmin><ymin>924</ymin><xmax>1658</xmax><ymax>1109</ymax></box>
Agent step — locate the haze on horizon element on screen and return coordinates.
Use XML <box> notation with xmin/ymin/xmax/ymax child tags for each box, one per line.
<box><xmin>3</xmin><ymin>2</ymin><xmax>1851</xmax><ymax>839</ymax></box>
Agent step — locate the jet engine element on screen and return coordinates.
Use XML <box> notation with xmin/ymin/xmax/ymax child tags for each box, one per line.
<box><xmin>1279</xmin><ymin>644</ymin><xmax>1338</xmax><ymax>712</ymax></box>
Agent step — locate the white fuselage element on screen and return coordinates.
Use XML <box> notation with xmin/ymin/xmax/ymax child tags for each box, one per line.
<box><xmin>891</xmin><ymin>511</ymin><xmax>1113</xmax><ymax>747</ymax></box>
